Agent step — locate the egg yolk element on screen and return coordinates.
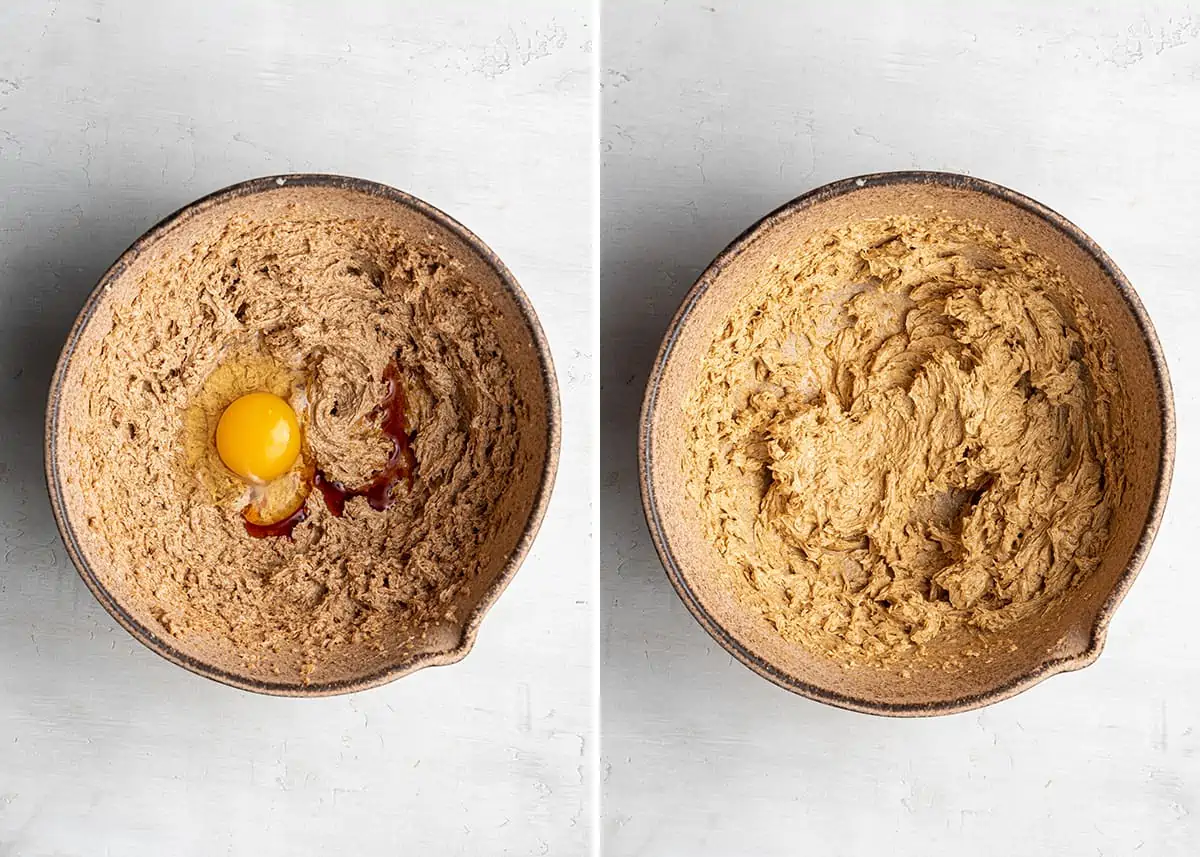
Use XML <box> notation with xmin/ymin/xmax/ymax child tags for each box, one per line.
<box><xmin>215</xmin><ymin>392</ymin><xmax>301</xmax><ymax>484</ymax></box>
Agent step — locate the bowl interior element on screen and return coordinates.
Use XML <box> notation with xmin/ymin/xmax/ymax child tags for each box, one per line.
<box><xmin>645</xmin><ymin>177</ymin><xmax>1169</xmax><ymax>712</ymax></box>
<box><xmin>50</xmin><ymin>179</ymin><xmax>556</xmax><ymax>693</ymax></box>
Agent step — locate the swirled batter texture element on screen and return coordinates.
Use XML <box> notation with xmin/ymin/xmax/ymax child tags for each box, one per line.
<box><xmin>685</xmin><ymin>216</ymin><xmax>1125</xmax><ymax>663</ymax></box>
<box><xmin>67</xmin><ymin>214</ymin><xmax>520</xmax><ymax>674</ymax></box>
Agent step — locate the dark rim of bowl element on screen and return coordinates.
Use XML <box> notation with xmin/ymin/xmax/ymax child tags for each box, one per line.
<box><xmin>45</xmin><ymin>173</ymin><xmax>562</xmax><ymax>697</ymax></box>
<box><xmin>639</xmin><ymin>170</ymin><xmax>1175</xmax><ymax>717</ymax></box>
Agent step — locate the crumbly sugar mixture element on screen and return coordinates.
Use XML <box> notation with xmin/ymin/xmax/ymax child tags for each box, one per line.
<box><xmin>684</xmin><ymin>216</ymin><xmax>1126</xmax><ymax>663</ymax></box>
<box><xmin>67</xmin><ymin>214</ymin><xmax>521</xmax><ymax>674</ymax></box>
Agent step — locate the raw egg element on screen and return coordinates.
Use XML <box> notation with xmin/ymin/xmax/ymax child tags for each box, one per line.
<box><xmin>185</xmin><ymin>355</ymin><xmax>415</xmax><ymax>539</ymax></box>
<box><xmin>216</xmin><ymin>391</ymin><xmax>302</xmax><ymax>484</ymax></box>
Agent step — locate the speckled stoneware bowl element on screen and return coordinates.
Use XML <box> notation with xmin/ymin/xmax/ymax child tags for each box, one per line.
<box><xmin>641</xmin><ymin>171</ymin><xmax>1174</xmax><ymax>716</ymax></box>
<box><xmin>46</xmin><ymin>174</ymin><xmax>560</xmax><ymax>696</ymax></box>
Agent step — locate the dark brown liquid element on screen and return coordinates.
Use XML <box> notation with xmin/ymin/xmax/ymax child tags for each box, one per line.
<box><xmin>315</xmin><ymin>361</ymin><xmax>417</xmax><ymax>517</ymax></box>
<box><xmin>243</xmin><ymin>503</ymin><xmax>309</xmax><ymax>539</ymax></box>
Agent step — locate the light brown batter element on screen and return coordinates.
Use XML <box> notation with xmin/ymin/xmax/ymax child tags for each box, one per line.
<box><xmin>66</xmin><ymin>214</ymin><xmax>520</xmax><ymax>676</ymax></box>
<box><xmin>685</xmin><ymin>216</ymin><xmax>1125</xmax><ymax>663</ymax></box>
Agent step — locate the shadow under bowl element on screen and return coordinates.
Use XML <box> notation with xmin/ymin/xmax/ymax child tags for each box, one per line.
<box><xmin>640</xmin><ymin>171</ymin><xmax>1174</xmax><ymax>716</ymax></box>
<box><xmin>46</xmin><ymin>174</ymin><xmax>560</xmax><ymax>696</ymax></box>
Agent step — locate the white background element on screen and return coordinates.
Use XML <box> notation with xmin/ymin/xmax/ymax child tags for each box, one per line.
<box><xmin>603</xmin><ymin>1</ymin><xmax>1199</xmax><ymax>855</ymax></box>
<box><xmin>0</xmin><ymin>1</ymin><xmax>592</xmax><ymax>854</ymax></box>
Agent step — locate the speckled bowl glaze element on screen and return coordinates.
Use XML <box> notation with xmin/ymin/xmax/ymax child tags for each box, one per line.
<box><xmin>46</xmin><ymin>174</ymin><xmax>561</xmax><ymax>696</ymax></box>
<box><xmin>640</xmin><ymin>171</ymin><xmax>1174</xmax><ymax>716</ymax></box>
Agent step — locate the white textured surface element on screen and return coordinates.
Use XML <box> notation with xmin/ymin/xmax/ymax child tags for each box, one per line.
<box><xmin>602</xmin><ymin>2</ymin><xmax>1198</xmax><ymax>855</ymax></box>
<box><xmin>0</xmin><ymin>2</ymin><xmax>592</xmax><ymax>854</ymax></box>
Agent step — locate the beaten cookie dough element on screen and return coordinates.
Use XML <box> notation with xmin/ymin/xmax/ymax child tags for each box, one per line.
<box><xmin>65</xmin><ymin>213</ymin><xmax>521</xmax><ymax>676</ymax></box>
<box><xmin>685</xmin><ymin>216</ymin><xmax>1126</xmax><ymax>664</ymax></box>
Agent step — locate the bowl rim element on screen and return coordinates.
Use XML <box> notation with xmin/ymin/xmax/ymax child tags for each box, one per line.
<box><xmin>638</xmin><ymin>170</ymin><xmax>1176</xmax><ymax>717</ymax></box>
<box><xmin>44</xmin><ymin>173</ymin><xmax>562</xmax><ymax>697</ymax></box>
